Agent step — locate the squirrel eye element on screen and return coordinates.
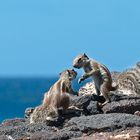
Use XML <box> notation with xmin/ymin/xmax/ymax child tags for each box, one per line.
<box><xmin>67</xmin><ymin>70</ymin><xmax>70</xmax><ymax>75</ymax></box>
<box><xmin>78</xmin><ymin>58</ymin><xmax>82</xmax><ymax>62</ymax></box>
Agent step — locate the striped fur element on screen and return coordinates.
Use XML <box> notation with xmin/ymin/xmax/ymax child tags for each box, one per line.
<box><xmin>73</xmin><ymin>54</ymin><xmax>117</xmax><ymax>106</ymax></box>
<box><xmin>30</xmin><ymin>69</ymin><xmax>77</xmax><ymax>123</ymax></box>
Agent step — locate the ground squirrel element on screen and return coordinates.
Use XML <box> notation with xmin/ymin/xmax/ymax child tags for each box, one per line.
<box><xmin>30</xmin><ymin>69</ymin><xmax>77</xmax><ymax>123</ymax></box>
<box><xmin>117</xmin><ymin>66</ymin><xmax>140</xmax><ymax>94</ymax></box>
<box><xmin>73</xmin><ymin>53</ymin><xmax>117</xmax><ymax>106</ymax></box>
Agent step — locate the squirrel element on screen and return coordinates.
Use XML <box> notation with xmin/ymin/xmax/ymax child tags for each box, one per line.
<box><xmin>117</xmin><ymin>67</ymin><xmax>140</xmax><ymax>94</ymax></box>
<box><xmin>30</xmin><ymin>69</ymin><xmax>77</xmax><ymax>123</ymax></box>
<box><xmin>73</xmin><ymin>53</ymin><xmax>118</xmax><ymax>106</ymax></box>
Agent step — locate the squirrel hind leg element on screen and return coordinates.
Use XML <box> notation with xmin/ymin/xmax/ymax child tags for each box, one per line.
<box><xmin>95</xmin><ymin>87</ymin><xmax>101</xmax><ymax>96</ymax></box>
<box><xmin>101</xmin><ymin>100</ymin><xmax>110</xmax><ymax>107</ymax></box>
<box><xmin>98</xmin><ymin>99</ymin><xmax>111</xmax><ymax>108</ymax></box>
<box><xmin>100</xmin><ymin>83</ymin><xmax>111</xmax><ymax>106</ymax></box>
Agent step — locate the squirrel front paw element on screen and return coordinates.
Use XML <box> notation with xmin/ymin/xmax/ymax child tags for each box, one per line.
<box><xmin>78</xmin><ymin>77</ymin><xmax>84</xmax><ymax>84</ymax></box>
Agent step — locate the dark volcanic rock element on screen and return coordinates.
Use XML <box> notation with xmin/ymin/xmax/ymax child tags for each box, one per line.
<box><xmin>86</xmin><ymin>101</ymin><xmax>102</xmax><ymax>114</ymax></box>
<box><xmin>67</xmin><ymin>114</ymin><xmax>140</xmax><ymax>133</ymax></box>
<box><xmin>110</xmin><ymin>92</ymin><xmax>140</xmax><ymax>101</ymax></box>
<box><xmin>71</xmin><ymin>92</ymin><xmax>140</xmax><ymax>115</ymax></box>
<box><xmin>1</xmin><ymin>92</ymin><xmax>140</xmax><ymax>140</ymax></box>
<box><xmin>30</xmin><ymin>129</ymin><xmax>82</xmax><ymax>140</ymax></box>
<box><xmin>1</xmin><ymin>60</ymin><xmax>140</xmax><ymax>140</ymax></box>
<box><xmin>0</xmin><ymin>135</ymin><xmax>8</xmax><ymax>140</ymax></box>
<box><xmin>2</xmin><ymin>118</ymin><xmax>26</xmax><ymax>127</ymax></box>
<box><xmin>0</xmin><ymin>118</ymin><xmax>82</xmax><ymax>140</ymax></box>
<box><xmin>102</xmin><ymin>99</ymin><xmax>140</xmax><ymax>114</ymax></box>
<box><xmin>44</xmin><ymin>108</ymin><xmax>83</xmax><ymax>127</ymax></box>
<box><xmin>73</xmin><ymin>127</ymin><xmax>140</xmax><ymax>140</ymax></box>
<box><xmin>2</xmin><ymin>113</ymin><xmax>140</xmax><ymax>140</ymax></box>
<box><xmin>0</xmin><ymin>119</ymin><xmax>55</xmax><ymax>140</ymax></box>
<box><xmin>70</xmin><ymin>94</ymin><xmax>104</xmax><ymax>115</ymax></box>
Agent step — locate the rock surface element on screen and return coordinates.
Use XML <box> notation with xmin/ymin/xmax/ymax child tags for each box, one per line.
<box><xmin>66</xmin><ymin>114</ymin><xmax>140</xmax><ymax>134</ymax></box>
<box><xmin>73</xmin><ymin>127</ymin><xmax>140</xmax><ymax>140</ymax></box>
<box><xmin>102</xmin><ymin>94</ymin><xmax>140</xmax><ymax>114</ymax></box>
<box><xmin>1</xmin><ymin>61</ymin><xmax>140</xmax><ymax>140</ymax></box>
<box><xmin>1</xmin><ymin>93</ymin><xmax>140</xmax><ymax>140</ymax></box>
<box><xmin>0</xmin><ymin>112</ymin><xmax>140</xmax><ymax>140</ymax></box>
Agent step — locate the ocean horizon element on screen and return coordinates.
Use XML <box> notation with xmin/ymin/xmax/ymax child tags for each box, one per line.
<box><xmin>0</xmin><ymin>77</ymin><xmax>89</xmax><ymax>122</ymax></box>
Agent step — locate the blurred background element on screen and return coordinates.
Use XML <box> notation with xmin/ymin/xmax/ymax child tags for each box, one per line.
<box><xmin>0</xmin><ymin>0</ymin><xmax>140</xmax><ymax>122</ymax></box>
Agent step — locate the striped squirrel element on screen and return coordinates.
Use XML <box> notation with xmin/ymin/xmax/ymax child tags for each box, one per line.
<box><xmin>73</xmin><ymin>53</ymin><xmax>117</xmax><ymax>106</ymax></box>
<box><xmin>30</xmin><ymin>69</ymin><xmax>77</xmax><ymax>123</ymax></box>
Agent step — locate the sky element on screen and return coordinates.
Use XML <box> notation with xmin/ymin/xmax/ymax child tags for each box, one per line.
<box><xmin>0</xmin><ymin>0</ymin><xmax>140</xmax><ymax>77</ymax></box>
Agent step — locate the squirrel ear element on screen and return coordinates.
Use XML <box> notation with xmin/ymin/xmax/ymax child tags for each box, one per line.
<box><xmin>67</xmin><ymin>70</ymin><xmax>70</xmax><ymax>75</ymax></box>
<box><xmin>83</xmin><ymin>53</ymin><xmax>88</xmax><ymax>58</ymax></box>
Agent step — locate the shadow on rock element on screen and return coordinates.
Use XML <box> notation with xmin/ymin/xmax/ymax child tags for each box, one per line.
<box><xmin>102</xmin><ymin>92</ymin><xmax>140</xmax><ymax>114</ymax></box>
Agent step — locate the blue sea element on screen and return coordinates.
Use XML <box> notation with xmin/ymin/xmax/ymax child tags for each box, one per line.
<box><xmin>0</xmin><ymin>77</ymin><xmax>88</xmax><ymax>122</ymax></box>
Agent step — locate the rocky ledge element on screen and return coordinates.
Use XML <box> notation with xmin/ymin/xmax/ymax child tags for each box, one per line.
<box><xmin>0</xmin><ymin>62</ymin><xmax>140</xmax><ymax>140</ymax></box>
<box><xmin>0</xmin><ymin>92</ymin><xmax>140</xmax><ymax>140</ymax></box>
